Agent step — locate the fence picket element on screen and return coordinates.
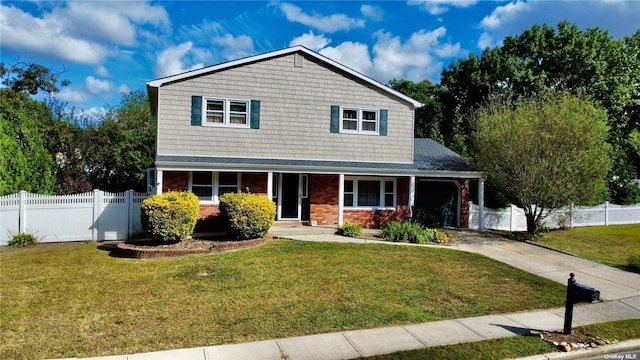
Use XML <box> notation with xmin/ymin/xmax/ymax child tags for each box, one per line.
<box><xmin>468</xmin><ymin>202</ymin><xmax>640</xmax><ymax>231</ymax></box>
<box><xmin>0</xmin><ymin>190</ymin><xmax>149</xmax><ymax>245</ymax></box>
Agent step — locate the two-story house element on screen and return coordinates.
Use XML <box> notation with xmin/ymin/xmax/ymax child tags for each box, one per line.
<box><xmin>146</xmin><ymin>46</ymin><xmax>485</xmax><ymax>230</ymax></box>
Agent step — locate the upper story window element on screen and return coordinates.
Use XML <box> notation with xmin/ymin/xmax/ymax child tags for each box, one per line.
<box><xmin>340</xmin><ymin>107</ymin><xmax>379</xmax><ymax>134</ymax></box>
<box><xmin>203</xmin><ymin>98</ymin><xmax>250</xmax><ymax>127</ymax></box>
<box><xmin>344</xmin><ymin>177</ymin><xmax>396</xmax><ymax>209</ymax></box>
<box><xmin>189</xmin><ymin>171</ymin><xmax>240</xmax><ymax>204</ymax></box>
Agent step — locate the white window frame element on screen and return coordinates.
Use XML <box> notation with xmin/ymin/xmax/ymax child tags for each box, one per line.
<box><xmin>202</xmin><ymin>97</ymin><xmax>250</xmax><ymax>128</ymax></box>
<box><xmin>339</xmin><ymin>106</ymin><xmax>379</xmax><ymax>135</ymax></box>
<box><xmin>343</xmin><ymin>176</ymin><xmax>396</xmax><ymax>209</ymax></box>
<box><xmin>189</xmin><ymin>171</ymin><xmax>241</xmax><ymax>204</ymax></box>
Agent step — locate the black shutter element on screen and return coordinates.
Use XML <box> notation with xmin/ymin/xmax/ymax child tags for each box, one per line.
<box><xmin>330</xmin><ymin>105</ymin><xmax>340</xmax><ymax>133</ymax></box>
<box><xmin>379</xmin><ymin>109</ymin><xmax>388</xmax><ymax>136</ymax></box>
<box><xmin>191</xmin><ymin>96</ymin><xmax>202</xmax><ymax>126</ymax></box>
<box><xmin>250</xmin><ymin>100</ymin><xmax>260</xmax><ymax>129</ymax></box>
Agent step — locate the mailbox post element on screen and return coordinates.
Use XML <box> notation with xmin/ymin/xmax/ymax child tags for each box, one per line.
<box><xmin>564</xmin><ymin>273</ymin><xmax>600</xmax><ymax>334</ymax></box>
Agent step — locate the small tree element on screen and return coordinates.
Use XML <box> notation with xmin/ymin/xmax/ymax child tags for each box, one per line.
<box><xmin>474</xmin><ymin>92</ymin><xmax>611</xmax><ymax>234</ymax></box>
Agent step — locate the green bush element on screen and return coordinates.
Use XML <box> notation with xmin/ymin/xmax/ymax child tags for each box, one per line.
<box><xmin>219</xmin><ymin>192</ymin><xmax>276</xmax><ymax>240</ymax></box>
<box><xmin>140</xmin><ymin>191</ymin><xmax>199</xmax><ymax>241</ymax></box>
<box><xmin>336</xmin><ymin>223</ymin><xmax>363</xmax><ymax>238</ymax></box>
<box><xmin>434</xmin><ymin>230</ymin><xmax>450</xmax><ymax>244</ymax></box>
<box><xmin>8</xmin><ymin>233</ymin><xmax>39</xmax><ymax>247</ymax></box>
<box><xmin>381</xmin><ymin>221</ymin><xmax>435</xmax><ymax>244</ymax></box>
<box><xmin>412</xmin><ymin>209</ymin><xmax>442</xmax><ymax>229</ymax></box>
<box><xmin>628</xmin><ymin>254</ymin><xmax>640</xmax><ymax>271</ymax></box>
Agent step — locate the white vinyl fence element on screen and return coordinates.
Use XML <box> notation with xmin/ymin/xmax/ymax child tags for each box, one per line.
<box><xmin>0</xmin><ymin>190</ymin><xmax>148</xmax><ymax>246</ymax></box>
<box><xmin>468</xmin><ymin>201</ymin><xmax>640</xmax><ymax>232</ymax></box>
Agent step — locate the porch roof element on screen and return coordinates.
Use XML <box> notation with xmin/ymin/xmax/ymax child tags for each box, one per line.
<box><xmin>155</xmin><ymin>139</ymin><xmax>482</xmax><ymax>179</ymax></box>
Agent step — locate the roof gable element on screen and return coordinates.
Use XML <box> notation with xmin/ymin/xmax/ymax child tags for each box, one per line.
<box><xmin>146</xmin><ymin>45</ymin><xmax>423</xmax><ymax>110</ymax></box>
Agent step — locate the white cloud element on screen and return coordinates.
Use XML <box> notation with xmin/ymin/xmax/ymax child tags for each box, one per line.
<box><xmin>289</xmin><ymin>31</ymin><xmax>331</xmax><ymax>51</ymax></box>
<box><xmin>408</xmin><ymin>0</ymin><xmax>478</xmax><ymax>15</ymax></box>
<box><xmin>371</xmin><ymin>27</ymin><xmax>460</xmax><ymax>82</ymax></box>
<box><xmin>80</xmin><ymin>107</ymin><xmax>108</xmax><ymax>122</ymax></box>
<box><xmin>118</xmin><ymin>85</ymin><xmax>131</xmax><ymax>95</ymax></box>
<box><xmin>212</xmin><ymin>34</ymin><xmax>254</xmax><ymax>60</ymax></box>
<box><xmin>476</xmin><ymin>0</ymin><xmax>640</xmax><ymax>50</ymax></box>
<box><xmin>85</xmin><ymin>76</ymin><xmax>112</xmax><ymax>96</ymax></box>
<box><xmin>319</xmin><ymin>42</ymin><xmax>373</xmax><ymax>75</ymax></box>
<box><xmin>155</xmin><ymin>42</ymin><xmax>205</xmax><ymax>78</ymax></box>
<box><xmin>95</xmin><ymin>66</ymin><xmax>111</xmax><ymax>78</ymax></box>
<box><xmin>480</xmin><ymin>0</ymin><xmax>530</xmax><ymax>30</ymax></box>
<box><xmin>310</xmin><ymin>27</ymin><xmax>461</xmax><ymax>83</ymax></box>
<box><xmin>56</xmin><ymin>88</ymin><xmax>89</xmax><ymax>103</ymax></box>
<box><xmin>360</xmin><ymin>5</ymin><xmax>383</xmax><ymax>21</ymax></box>
<box><xmin>0</xmin><ymin>5</ymin><xmax>111</xmax><ymax>65</ymax></box>
<box><xmin>0</xmin><ymin>1</ymin><xmax>169</xmax><ymax>65</ymax></box>
<box><xmin>279</xmin><ymin>3</ymin><xmax>365</xmax><ymax>33</ymax></box>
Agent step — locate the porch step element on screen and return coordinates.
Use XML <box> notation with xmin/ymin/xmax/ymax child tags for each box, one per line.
<box><xmin>273</xmin><ymin>221</ymin><xmax>310</xmax><ymax>227</ymax></box>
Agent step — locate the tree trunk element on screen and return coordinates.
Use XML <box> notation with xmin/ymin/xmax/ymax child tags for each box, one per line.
<box><xmin>525</xmin><ymin>212</ymin><xmax>539</xmax><ymax>234</ymax></box>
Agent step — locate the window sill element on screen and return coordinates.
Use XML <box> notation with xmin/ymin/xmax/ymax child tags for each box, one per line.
<box><xmin>201</xmin><ymin>123</ymin><xmax>250</xmax><ymax>128</ymax></box>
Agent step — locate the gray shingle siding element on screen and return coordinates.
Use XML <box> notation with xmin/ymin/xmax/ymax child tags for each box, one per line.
<box><xmin>156</xmin><ymin>53</ymin><xmax>414</xmax><ymax>163</ymax></box>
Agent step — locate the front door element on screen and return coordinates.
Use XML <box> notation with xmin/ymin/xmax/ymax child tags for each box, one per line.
<box><xmin>280</xmin><ymin>173</ymin><xmax>300</xmax><ymax>219</ymax></box>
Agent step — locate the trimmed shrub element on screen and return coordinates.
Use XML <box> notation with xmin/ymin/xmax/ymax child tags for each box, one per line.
<box><xmin>628</xmin><ymin>254</ymin><xmax>640</xmax><ymax>272</ymax></box>
<box><xmin>8</xmin><ymin>233</ymin><xmax>39</xmax><ymax>247</ymax></box>
<box><xmin>381</xmin><ymin>221</ymin><xmax>435</xmax><ymax>244</ymax></box>
<box><xmin>219</xmin><ymin>192</ymin><xmax>276</xmax><ymax>240</ymax></box>
<box><xmin>336</xmin><ymin>223</ymin><xmax>363</xmax><ymax>238</ymax></box>
<box><xmin>140</xmin><ymin>191</ymin><xmax>199</xmax><ymax>241</ymax></box>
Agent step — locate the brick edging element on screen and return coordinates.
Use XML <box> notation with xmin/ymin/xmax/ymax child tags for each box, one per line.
<box><xmin>115</xmin><ymin>237</ymin><xmax>271</xmax><ymax>259</ymax></box>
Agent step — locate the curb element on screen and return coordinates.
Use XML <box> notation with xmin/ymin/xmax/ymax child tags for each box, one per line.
<box><xmin>511</xmin><ymin>338</ymin><xmax>640</xmax><ymax>360</ymax></box>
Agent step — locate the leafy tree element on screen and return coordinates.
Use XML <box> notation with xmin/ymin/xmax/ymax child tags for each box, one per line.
<box><xmin>84</xmin><ymin>90</ymin><xmax>156</xmax><ymax>192</ymax></box>
<box><xmin>1</xmin><ymin>62</ymin><xmax>69</xmax><ymax>95</ymax></box>
<box><xmin>474</xmin><ymin>92</ymin><xmax>611</xmax><ymax>234</ymax></box>
<box><xmin>441</xmin><ymin>22</ymin><xmax>640</xmax><ymax>202</ymax></box>
<box><xmin>389</xmin><ymin>79</ymin><xmax>445</xmax><ymax>142</ymax></box>
<box><xmin>0</xmin><ymin>90</ymin><xmax>57</xmax><ymax>194</ymax></box>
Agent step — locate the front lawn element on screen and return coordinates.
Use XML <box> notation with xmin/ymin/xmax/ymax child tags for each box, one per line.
<box><xmin>534</xmin><ymin>224</ymin><xmax>640</xmax><ymax>270</ymax></box>
<box><xmin>0</xmin><ymin>240</ymin><xmax>566</xmax><ymax>360</ymax></box>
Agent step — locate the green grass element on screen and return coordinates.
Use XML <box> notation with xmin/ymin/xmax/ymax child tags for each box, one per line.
<box><xmin>364</xmin><ymin>319</ymin><xmax>640</xmax><ymax>360</ymax></box>
<box><xmin>534</xmin><ymin>224</ymin><xmax>640</xmax><ymax>270</ymax></box>
<box><xmin>0</xmin><ymin>240</ymin><xmax>566</xmax><ymax>360</ymax></box>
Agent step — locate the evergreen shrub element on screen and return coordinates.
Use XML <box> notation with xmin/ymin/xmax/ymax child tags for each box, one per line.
<box><xmin>140</xmin><ymin>191</ymin><xmax>199</xmax><ymax>241</ymax></box>
<box><xmin>219</xmin><ymin>192</ymin><xmax>276</xmax><ymax>240</ymax></box>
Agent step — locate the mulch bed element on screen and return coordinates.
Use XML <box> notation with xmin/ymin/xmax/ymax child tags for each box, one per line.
<box><xmin>115</xmin><ymin>235</ymin><xmax>271</xmax><ymax>259</ymax></box>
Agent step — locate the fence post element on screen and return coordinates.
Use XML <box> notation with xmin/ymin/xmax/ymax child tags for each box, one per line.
<box><xmin>92</xmin><ymin>190</ymin><xmax>102</xmax><ymax>241</ymax></box>
<box><xmin>126</xmin><ymin>190</ymin><xmax>133</xmax><ymax>240</ymax></box>
<box><xmin>570</xmin><ymin>203</ymin><xmax>574</xmax><ymax>228</ymax></box>
<box><xmin>19</xmin><ymin>190</ymin><xmax>27</xmax><ymax>234</ymax></box>
<box><xmin>604</xmin><ymin>201</ymin><xmax>609</xmax><ymax>226</ymax></box>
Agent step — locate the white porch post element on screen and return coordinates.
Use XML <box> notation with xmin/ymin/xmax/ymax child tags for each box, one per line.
<box><xmin>155</xmin><ymin>170</ymin><xmax>163</xmax><ymax>195</ymax></box>
<box><xmin>267</xmin><ymin>171</ymin><xmax>273</xmax><ymax>201</ymax></box>
<box><xmin>338</xmin><ymin>173</ymin><xmax>344</xmax><ymax>226</ymax></box>
<box><xmin>478</xmin><ymin>177</ymin><xmax>485</xmax><ymax>232</ymax></box>
<box><xmin>409</xmin><ymin>176</ymin><xmax>416</xmax><ymax>211</ymax></box>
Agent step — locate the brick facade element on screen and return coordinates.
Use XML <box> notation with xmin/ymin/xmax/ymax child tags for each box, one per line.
<box><xmin>309</xmin><ymin>174</ymin><xmax>339</xmax><ymax>226</ymax></box>
<box><xmin>343</xmin><ymin>177</ymin><xmax>410</xmax><ymax>228</ymax></box>
<box><xmin>160</xmin><ymin>171</ymin><xmax>471</xmax><ymax>231</ymax></box>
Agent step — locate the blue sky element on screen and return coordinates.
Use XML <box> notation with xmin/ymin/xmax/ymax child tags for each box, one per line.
<box><xmin>1</xmin><ymin>0</ymin><xmax>639</xmax><ymax>119</ymax></box>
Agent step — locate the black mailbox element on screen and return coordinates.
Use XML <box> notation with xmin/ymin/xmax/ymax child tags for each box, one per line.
<box><xmin>569</xmin><ymin>282</ymin><xmax>600</xmax><ymax>304</ymax></box>
<box><xmin>564</xmin><ymin>273</ymin><xmax>600</xmax><ymax>334</ymax></box>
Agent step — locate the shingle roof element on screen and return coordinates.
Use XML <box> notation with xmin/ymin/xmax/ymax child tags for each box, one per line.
<box><xmin>155</xmin><ymin>139</ymin><xmax>481</xmax><ymax>178</ymax></box>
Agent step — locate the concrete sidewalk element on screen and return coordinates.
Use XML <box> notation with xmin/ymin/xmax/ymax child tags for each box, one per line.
<box><xmin>55</xmin><ymin>228</ymin><xmax>640</xmax><ymax>360</ymax></box>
